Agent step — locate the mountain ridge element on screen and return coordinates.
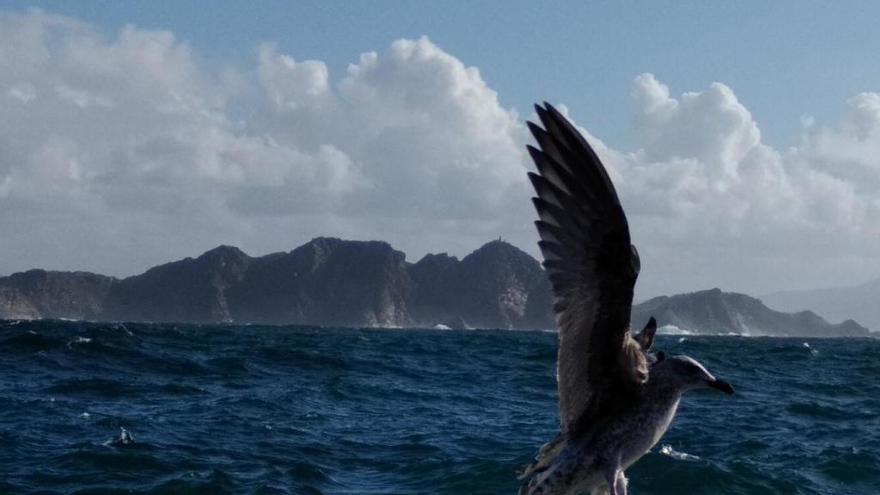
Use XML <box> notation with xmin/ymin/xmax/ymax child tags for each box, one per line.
<box><xmin>633</xmin><ymin>288</ymin><xmax>869</xmax><ymax>337</ymax></box>
<box><xmin>0</xmin><ymin>239</ymin><xmax>871</xmax><ymax>336</ymax></box>
<box><xmin>764</xmin><ymin>279</ymin><xmax>880</xmax><ymax>332</ymax></box>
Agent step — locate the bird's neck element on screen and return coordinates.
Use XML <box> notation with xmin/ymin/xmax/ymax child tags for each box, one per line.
<box><xmin>647</xmin><ymin>364</ymin><xmax>687</xmax><ymax>399</ymax></box>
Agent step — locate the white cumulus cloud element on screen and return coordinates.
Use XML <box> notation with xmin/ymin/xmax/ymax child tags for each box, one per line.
<box><xmin>601</xmin><ymin>74</ymin><xmax>880</xmax><ymax>296</ymax></box>
<box><xmin>0</xmin><ymin>12</ymin><xmax>530</xmax><ymax>276</ymax></box>
<box><xmin>2</xmin><ymin>10</ymin><xmax>880</xmax><ymax>298</ymax></box>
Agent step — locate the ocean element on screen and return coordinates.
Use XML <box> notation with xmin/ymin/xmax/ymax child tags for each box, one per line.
<box><xmin>0</xmin><ymin>320</ymin><xmax>878</xmax><ymax>494</ymax></box>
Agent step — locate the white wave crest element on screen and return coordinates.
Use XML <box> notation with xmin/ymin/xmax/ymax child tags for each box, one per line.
<box><xmin>659</xmin><ymin>444</ymin><xmax>701</xmax><ymax>462</ymax></box>
<box><xmin>657</xmin><ymin>324</ymin><xmax>695</xmax><ymax>336</ymax></box>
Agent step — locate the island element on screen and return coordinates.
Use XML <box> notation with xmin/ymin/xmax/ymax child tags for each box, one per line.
<box><xmin>0</xmin><ymin>238</ymin><xmax>872</xmax><ymax>337</ymax></box>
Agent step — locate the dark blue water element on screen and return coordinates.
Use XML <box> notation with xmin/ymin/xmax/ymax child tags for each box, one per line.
<box><xmin>0</xmin><ymin>320</ymin><xmax>878</xmax><ymax>494</ymax></box>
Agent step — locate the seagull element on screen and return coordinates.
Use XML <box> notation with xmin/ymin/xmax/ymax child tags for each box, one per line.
<box><xmin>517</xmin><ymin>103</ymin><xmax>734</xmax><ymax>495</ymax></box>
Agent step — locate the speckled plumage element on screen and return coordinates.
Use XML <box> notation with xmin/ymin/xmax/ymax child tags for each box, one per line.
<box><xmin>520</xmin><ymin>362</ymin><xmax>682</xmax><ymax>495</ymax></box>
<box><xmin>519</xmin><ymin>104</ymin><xmax>734</xmax><ymax>495</ymax></box>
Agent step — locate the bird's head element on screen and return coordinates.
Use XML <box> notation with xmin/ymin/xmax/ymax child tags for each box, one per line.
<box><xmin>659</xmin><ymin>355</ymin><xmax>734</xmax><ymax>395</ymax></box>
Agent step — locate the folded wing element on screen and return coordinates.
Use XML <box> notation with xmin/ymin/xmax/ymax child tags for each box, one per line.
<box><xmin>527</xmin><ymin>103</ymin><xmax>645</xmax><ymax>434</ymax></box>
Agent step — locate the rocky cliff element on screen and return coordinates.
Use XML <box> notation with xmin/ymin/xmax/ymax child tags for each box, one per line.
<box><xmin>0</xmin><ymin>238</ymin><xmax>551</xmax><ymax>328</ymax></box>
<box><xmin>632</xmin><ymin>288</ymin><xmax>870</xmax><ymax>337</ymax></box>
<box><xmin>407</xmin><ymin>240</ymin><xmax>553</xmax><ymax>329</ymax></box>
<box><xmin>0</xmin><ymin>270</ymin><xmax>116</xmax><ymax>320</ymax></box>
<box><xmin>763</xmin><ymin>279</ymin><xmax>880</xmax><ymax>332</ymax></box>
<box><xmin>0</xmin><ymin>241</ymin><xmax>873</xmax><ymax>336</ymax></box>
<box><xmin>228</xmin><ymin>238</ymin><xmax>411</xmax><ymax>327</ymax></box>
<box><xmin>101</xmin><ymin>245</ymin><xmax>251</xmax><ymax>323</ymax></box>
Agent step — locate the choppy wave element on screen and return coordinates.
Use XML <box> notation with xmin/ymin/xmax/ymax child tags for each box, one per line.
<box><xmin>1</xmin><ymin>320</ymin><xmax>878</xmax><ymax>494</ymax></box>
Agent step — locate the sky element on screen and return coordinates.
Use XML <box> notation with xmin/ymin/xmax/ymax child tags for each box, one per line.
<box><xmin>2</xmin><ymin>2</ymin><xmax>880</xmax><ymax>299</ymax></box>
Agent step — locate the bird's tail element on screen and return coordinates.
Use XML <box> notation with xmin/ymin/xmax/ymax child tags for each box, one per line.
<box><xmin>517</xmin><ymin>433</ymin><xmax>568</xmax><ymax>494</ymax></box>
<box><xmin>518</xmin><ymin>433</ymin><xmax>565</xmax><ymax>480</ymax></box>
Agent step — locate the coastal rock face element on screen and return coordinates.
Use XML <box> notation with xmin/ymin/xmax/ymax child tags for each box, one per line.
<box><xmin>0</xmin><ymin>287</ymin><xmax>40</xmax><ymax>319</ymax></box>
<box><xmin>0</xmin><ymin>240</ymin><xmax>872</xmax><ymax>336</ymax></box>
<box><xmin>0</xmin><ymin>270</ymin><xmax>116</xmax><ymax>319</ymax></box>
<box><xmin>407</xmin><ymin>240</ymin><xmax>554</xmax><ymax>329</ymax></box>
<box><xmin>228</xmin><ymin>238</ymin><xmax>411</xmax><ymax>327</ymax></box>
<box><xmin>0</xmin><ymin>238</ymin><xmax>552</xmax><ymax>329</ymax></box>
<box><xmin>101</xmin><ymin>246</ymin><xmax>251</xmax><ymax>323</ymax></box>
<box><xmin>632</xmin><ymin>288</ymin><xmax>870</xmax><ymax>337</ymax></box>
<box><xmin>764</xmin><ymin>279</ymin><xmax>880</xmax><ymax>332</ymax></box>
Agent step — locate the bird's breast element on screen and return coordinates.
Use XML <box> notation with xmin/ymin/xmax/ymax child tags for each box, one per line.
<box><xmin>620</xmin><ymin>396</ymin><xmax>681</xmax><ymax>469</ymax></box>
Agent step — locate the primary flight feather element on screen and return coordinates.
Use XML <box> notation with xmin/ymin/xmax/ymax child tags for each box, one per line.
<box><xmin>518</xmin><ymin>103</ymin><xmax>734</xmax><ymax>495</ymax></box>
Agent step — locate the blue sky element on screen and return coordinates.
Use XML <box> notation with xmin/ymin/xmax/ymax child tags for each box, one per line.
<box><xmin>2</xmin><ymin>2</ymin><xmax>880</xmax><ymax>297</ymax></box>
<box><xmin>10</xmin><ymin>1</ymin><xmax>880</xmax><ymax>149</ymax></box>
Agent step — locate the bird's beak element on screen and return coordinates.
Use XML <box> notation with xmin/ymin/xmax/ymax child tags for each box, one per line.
<box><xmin>707</xmin><ymin>379</ymin><xmax>735</xmax><ymax>395</ymax></box>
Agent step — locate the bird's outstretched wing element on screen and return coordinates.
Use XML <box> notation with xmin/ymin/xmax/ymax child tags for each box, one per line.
<box><xmin>527</xmin><ymin>103</ymin><xmax>645</xmax><ymax>435</ymax></box>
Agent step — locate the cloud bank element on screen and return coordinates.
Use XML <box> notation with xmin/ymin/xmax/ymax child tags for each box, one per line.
<box><xmin>2</xmin><ymin>10</ymin><xmax>880</xmax><ymax>297</ymax></box>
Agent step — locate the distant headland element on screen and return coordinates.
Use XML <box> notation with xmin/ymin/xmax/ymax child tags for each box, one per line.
<box><xmin>0</xmin><ymin>238</ymin><xmax>871</xmax><ymax>337</ymax></box>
